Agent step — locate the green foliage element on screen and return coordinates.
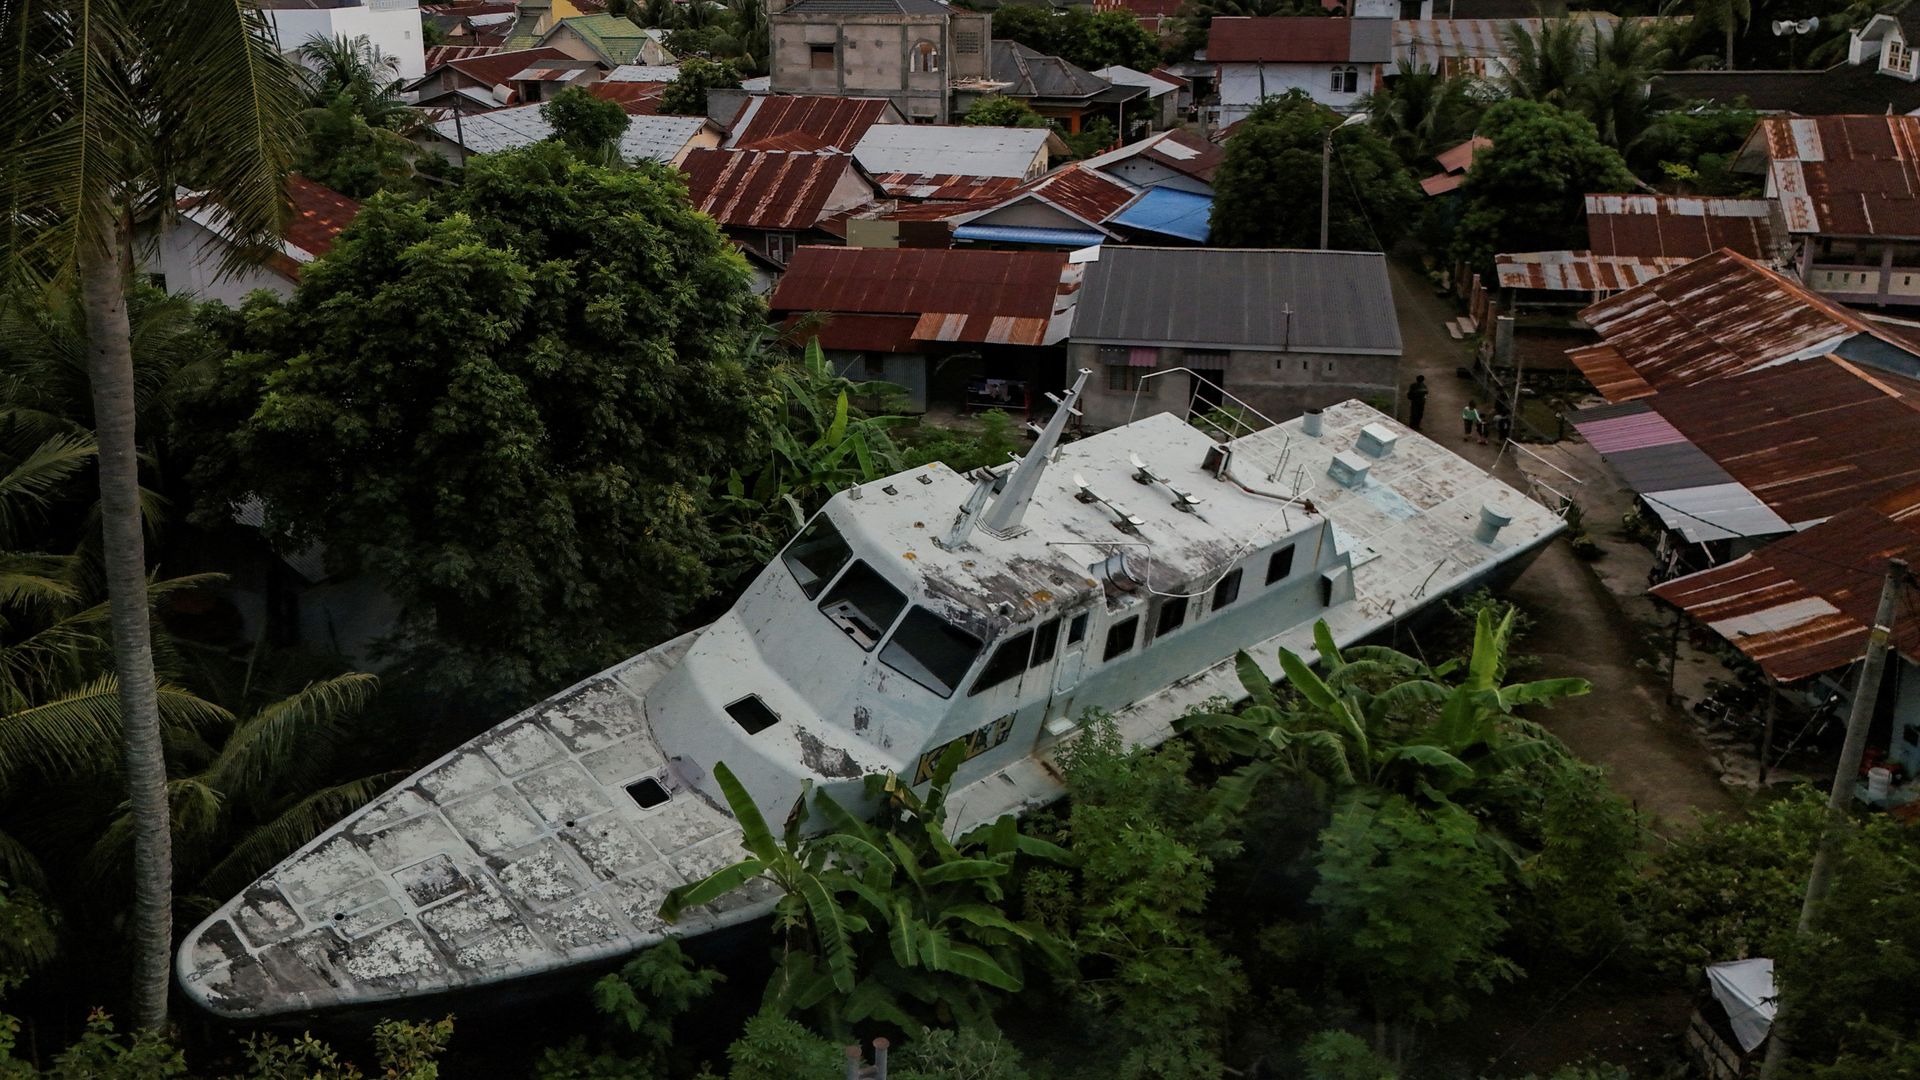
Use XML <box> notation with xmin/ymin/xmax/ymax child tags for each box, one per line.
<box><xmin>1209</xmin><ymin>91</ymin><xmax>1420</xmax><ymax>251</ymax></box>
<box><xmin>177</xmin><ymin>142</ymin><xmax>770</xmax><ymax>705</ymax></box>
<box><xmin>228</xmin><ymin>1016</ymin><xmax>453</xmax><ymax>1079</ymax></box>
<box><xmin>711</xmin><ymin>1014</ymin><xmax>842</xmax><ymax>1080</ymax></box>
<box><xmin>294</xmin><ymin>98</ymin><xmax>417</xmax><ymax>199</ymax></box>
<box><xmin>1494</xmin><ymin>761</ymin><xmax>1644</xmax><ymax>963</ymax></box>
<box><xmin>1360</xmin><ymin>61</ymin><xmax>1483</xmax><ymax>169</ymax></box>
<box><xmin>964</xmin><ymin>96</ymin><xmax>1049</xmax><ymax>129</ymax></box>
<box><xmin>541</xmin><ymin>87</ymin><xmax>631</xmax><ymax>161</ymax></box>
<box><xmin>987</xmin><ymin>5</ymin><xmax>1162</xmax><ymax>72</ymax></box>
<box><xmin>297</xmin><ymin>35</ymin><xmax>417</xmax><ymax>131</ymax></box>
<box><xmin>536</xmin><ymin>941</ymin><xmax>723</xmax><ymax>1079</ymax></box>
<box><xmin>660</xmin><ymin>58</ymin><xmax>742</xmax><ymax>116</ymax></box>
<box><xmin>1057</xmin><ymin>118</ymin><xmax>1118</xmax><ymax>162</ymax></box>
<box><xmin>893</xmin><ymin>1028</ymin><xmax>1033</xmax><ymax>1080</ymax></box>
<box><xmin>1499</xmin><ymin>19</ymin><xmax>1668</xmax><ymax>151</ymax></box>
<box><xmin>1451</xmin><ymin>100</ymin><xmax>1636</xmax><ymax>275</ymax></box>
<box><xmin>897</xmin><ymin>411</ymin><xmax>1021</xmax><ymax>474</ymax></box>
<box><xmin>1299</xmin><ymin>1029</ymin><xmax>1397</xmax><ymax>1080</ymax></box>
<box><xmin>1631</xmin><ymin>101</ymin><xmax>1763</xmax><ymax>195</ymax></box>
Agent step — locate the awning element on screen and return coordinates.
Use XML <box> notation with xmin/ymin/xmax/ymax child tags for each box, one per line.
<box><xmin>953</xmin><ymin>224</ymin><xmax>1106</xmax><ymax>247</ymax></box>
<box><xmin>1569</xmin><ymin>403</ymin><xmax>1791</xmax><ymax>542</ymax></box>
<box><xmin>1706</xmin><ymin>958</ymin><xmax>1776</xmax><ymax>1053</ymax></box>
<box><xmin>1109</xmin><ymin>187</ymin><xmax>1212</xmax><ymax>243</ymax></box>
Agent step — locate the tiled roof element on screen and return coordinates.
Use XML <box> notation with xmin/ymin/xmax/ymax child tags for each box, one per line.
<box><xmin>1746</xmin><ymin>114</ymin><xmax>1920</xmax><ymax>239</ymax></box>
<box><xmin>679</xmin><ymin>149</ymin><xmax>866</xmax><ymax>230</ymax></box>
<box><xmin>769</xmin><ymin>247</ymin><xmax>1073</xmax><ymax>349</ymax></box>
<box><xmin>990</xmin><ymin>41</ymin><xmax>1113</xmax><ymax>101</ymax></box>
<box><xmin>284</xmin><ymin>174</ymin><xmax>360</xmax><ymax>260</ymax></box>
<box><xmin>727</xmin><ymin>95</ymin><xmax>895</xmax><ymax>151</ymax></box>
<box><xmin>1207</xmin><ymin>17</ymin><xmax>1394</xmax><ymax>64</ymax></box>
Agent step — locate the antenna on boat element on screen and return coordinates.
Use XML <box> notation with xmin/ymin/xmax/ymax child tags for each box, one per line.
<box><xmin>978</xmin><ymin>368</ymin><xmax>1090</xmax><ymax>539</ymax></box>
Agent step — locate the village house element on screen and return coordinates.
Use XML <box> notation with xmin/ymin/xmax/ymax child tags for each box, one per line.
<box><xmin>140</xmin><ymin>175</ymin><xmax>360</xmax><ymax>306</ymax></box>
<box><xmin>408</xmin><ymin>46</ymin><xmax>583</xmax><ymax>111</ymax></box>
<box><xmin>420</xmin><ymin>102</ymin><xmax>722</xmax><ymax>164</ymax></box>
<box><xmin>767</xmin><ymin>0</ymin><xmax>994</xmax><ymax>122</ymax></box>
<box><xmin>422</xmin><ymin>1</ymin><xmax>517</xmax><ymax>48</ymax></box>
<box><xmin>679</xmin><ymin>148</ymin><xmax>880</xmax><ymax>266</ymax></box>
<box><xmin>521</xmin><ymin>13</ymin><xmax>674</xmax><ymax>66</ymax></box>
<box><xmin>1495</xmin><ymin>194</ymin><xmax>1780</xmax><ymax>306</ymax></box>
<box><xmin>852</xmin><ymin>122</ymin><xmax>1059</xmax><ymax>196</ymax></box>
<box><xmin>970</xmin><ymin>42</ymin><xmax>1146</xmax><ymax>134</ymax></box>
<box><xmin>1080</xmin><ymin>129</ymin><xmax>1223</xmax><ymax>196</ymax></box>
<box><xmin>768</xmin><ymin>245</ymin><xmax>1080</xmax><ymax>413</ymax></box>
<box><xmin>1735</xmin><ymin>114</ymin><xmax>1920</xmax><ymax>308</ymax></box>
<box><xmin>264</xmin><ymin>0</ymin><xmax>428</xmax><ymax>79</ymax></box>
<box><xmin>1207</xmin><ymin>17</ymin><xmax>1394</xmax><ymax>123</ymax></box>
<box><xmin>1069</xmin><ymin>247</ymin><xmax>1403</xmax><ymax>429</ymax></box>
<box><xmin>1092</xmin><ymin>65</ymin><xmax>1187</xmax><ymax>131</ymax></box>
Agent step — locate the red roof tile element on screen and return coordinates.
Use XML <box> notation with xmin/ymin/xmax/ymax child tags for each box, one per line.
<box><xmin>284</xmin><ymin>174</ymin><xmax>360</xmax><ymax>260</ymax></box>
<box><xmin>679</xmin><ymin>149</ymin><xmax>867</xmax><ymax>231</ymax></box>
<box><xmin>728</xmin><ymin>95</ymin><xmax>893</xmax><ymax>152</ymax></box>
<box><xmin>1208</xmin><ymin>17</ymin><xmax>1353</xmax><ymax>63</ymax></box>
<box><xmin>770</xmin><ymin>247</ymin><xmax>1069</xmax><ymax>346</ymax></box>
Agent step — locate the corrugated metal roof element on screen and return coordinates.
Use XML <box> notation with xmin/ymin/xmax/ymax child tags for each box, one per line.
<box><xmin>1082</xmin><ymin>129</ymin><xmax>1224</xmax><ymax>186</ymax></box>
<box><xmin>785</xmin><ymin>313</ymin><xmax>922</xmax><ymax>354</ymax></box>
<box><xmin>1568</xmin><ymin>401</ymin><xmax>1794</xmax><ymax>540</ymax></box>
<box><xmin>1651</xmin><ymin>484</ymin><xmax>1920</xmax><ymax>682</ymax></box>
<box><xmin>1496</xmin><ymin>250</ymin><xmax>1680</xmax><ymax>292</ymax></box>
<box><xmin>1584</xmin><ymin>194</ymin><xmax>1777</xmax><ymax>262</ymax></box>
<box><xmin>679</xmin><ymin>149</ymin><xmax>864</xmax><ymax>231</ymax></box>
<box><xmin>778</xmin><ymin>0</ymin><xmax>949</xmax><ymax>13</ymax></box>
<box><xmin>605</xmin><ymin>64</ymin><xmax>681</xmax><ymax>82</ymax></box>
<box><xmin>283</xmin><ymin>175</ymin><xmax>360</xmax><ymax>261</ymax></box>
<box><xmin>430</xmin><ymin>104</ymin><xmax>712</xmax><ymax>162</ymax></box>
<box><xmin>1754</xmin><ymin>114</ymin><xmax>1920</xmax><ymax>238</ymax></box>
<box><xmin>1072</xmin><ymin>247</ymin><xmax>1402</xmax><ymax>354</ymax></box>
<box><xmin>853</xmin><ymin>125</ymin><xmax>1051</xmax><ymax>181</ymax></box>
<box><xmin>423</xmin><ymin>44</ymin><xmax>502</xmax><ymax>70</ymax></box>
<box><xmin>1209</xmin><ymin>17</ymin><xmax>1394</xmax><ymax>64</ymax></box>
<box><xmin>872</xmin><ymin>173</ymin><xmax>1024</xmax><ymax>201</ymax></box>
<box><xmin>1392</xmin><ymin>16</ymin><xmax>1646</xmax><ymax>66</ymax></box>
<box><xmin>586</xmin><ymin>80</ymin><xmax>669</xmax><ymax>115</ymax></box>
<box><xmin>726</xmin><ymin>96</ymin><xmax>894</xmax><ymax>152</ymax></box>
<box><xmin>1092</xmin><ymin>65</ymin><xmax>1181</xmax><ymax>98</ymax></box>
<box><xmin>1567</xmin><ymin>402</ymin><xmax>1685</xmax><ymax>454</ymax></box>
<box><xmin>769</xmin><ymin>247</ymin><xmax>1074</xmax><ymax>345</ymax></box>
<box><xmin>1572</xmin><ymin>251</ymin><xmax>1873</xmax><ymax>400</ymax></box>
<box><xmin>976</xmin><ymin>163</ymin><xmax>1138</xmax><ymax>228</ymax></box>
<box><xmin>438</xmin><ymin>46</ymin><xmax>570</xmax><ymax>88</ymax></box>
<box><xmin>1109</xmin><ymin>187</ymin><xmax>1212</xmax><ymax>243</ymax></box>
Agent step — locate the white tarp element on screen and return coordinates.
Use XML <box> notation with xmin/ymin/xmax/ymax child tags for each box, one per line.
<box><xmin>1706</xmin><ymin>958</ymin><xmax>1777</xmax><ymax>1053</ymax></box>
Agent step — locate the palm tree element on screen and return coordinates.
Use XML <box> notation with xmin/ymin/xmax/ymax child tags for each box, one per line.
<box><xmin>1692</xmin><ymin>0</ymin><xmax>1752</xmax><ymax>68</ymax></box>
<box><xmin>1577</xmin><ymin>18</ymin><xmax>1670</xmax><ymax>150</ymax></box>
<box><xmin>1362</xmin><ymin>61</ymin><xmax>1483</xmax><ymax>168</ymax></box>
<box><xmin>1501</xmin><ymin>18</ymin><xmax>1591</xmax><ymax>108</ymax></box>
<box><xmin>0</xmin><ymin>0</ymin><xmax>305</xmax><ymax>1028</ymax></box>
<box><xmin>298</xmin><ymin>34</ymin><xmax>421</xmax><ymax>134</ymax></box>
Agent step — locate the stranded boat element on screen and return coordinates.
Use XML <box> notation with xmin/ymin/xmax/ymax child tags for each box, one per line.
<box><xmin>177</xmin><ymin>374</ymin><xmax>1562</xmax><ymax>1019</ymax></box>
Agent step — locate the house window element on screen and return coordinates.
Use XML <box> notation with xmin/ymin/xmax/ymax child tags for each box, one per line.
<box><xmin>810</xmin><ymin>43</ymin><xmax>836</xmax><ymax>70</ymax></box>
<box><xmin>1266</xmin><ymin>544</ymin><xmax>1295</xmax><ymax>585</ymax></box>
<box><xmin>912</xmin><ymin>41</ymin><xmax>940</xmax><ymax>73</ymax></box>
<box><xmin>1890</xmin><ymin>38</ymin><xmax>1913</xmax><ymax>74</ymax></box>
<box><xmin>1330</xmin><ymin>66</ymin><xmax>1358</xmax><ymax>94</ymax></box>
<box><xmin>1103</xmin><ymin>615</ymin><xmax>1139</xmax><ymax>661</ymax></box>
<box><xmin>1107</xmin><ymin>365</ymin><xmax>1147</xmax><ymax>392</ymax></box>
<box><xmin>766</xmin><ymin>231</ymin><xmax>797</xmax><ymax>263</ymax></box>
<box><xmin>1211</xmin><ymin>568</ymin><xmax>1242</xmax><ymax>611</ymax></box>
<box><xmin>1153</xmin><ymin>595</ymin><xmax>1188</xmax><ymax>639</ymax></box>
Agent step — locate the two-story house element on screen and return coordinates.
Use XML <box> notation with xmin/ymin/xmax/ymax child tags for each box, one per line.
<box><xmin>768</xmin><ymin>0</ymin><xmax>993</xmax><ymax>122</ymax></box>
<box><xmin>264</xmin><ymin>0</ymin><xmax>428</xmax><ymax>79</ymax></box>
<box><xmin>1208</xmin><ymin>17</ymin><xmax>1393</xmax><ymax>123</ymax></box>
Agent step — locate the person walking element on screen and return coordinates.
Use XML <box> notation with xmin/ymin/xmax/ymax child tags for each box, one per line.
<box><xmin>1461</xmin><ymin>400</ymin><xmax>1482</xmax><ymax>442</ymax></box>
<box><xmin>1493</xmin><ymin>398</ymin><xmax>1513</xmax><ymax>443</ymax></box>
<box><xmin>1406</xmin><ymin>374</ymin><xmax>1428</xmax><ymax>431</ymax></box>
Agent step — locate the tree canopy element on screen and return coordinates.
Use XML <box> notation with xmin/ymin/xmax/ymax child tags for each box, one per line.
<box><xmin>988</xmin><ymin>4</ymin><xmax>1164</xmax><ymax>72</ymax></box>
<box><xmin>1209</xmin><ymin>92</ymin><xmax>1420</xmax><ymax>250</ymax></box>
<box><xmin>176</xmin><ymin>143</ymin><xmax>773</xmax><ymax>705</ymax></box>
<box><xmin>964</xmin><ymin>95</ymin><xmax>1051</xmax><ymax>129</ymax></box>
<box><xmin>1450</xmin><ymin>99</ymin><xmax>1636</xmax><ymax>274</ymax></box>
<box><xmin>542</xmin><ymin>86</ymin><xmax>632</xmax><ymax>162</ymax></box>
<box><xmin>660</xmin><ymin>57</ymin><xmax>743</xmax><ymax>116</ymax></box>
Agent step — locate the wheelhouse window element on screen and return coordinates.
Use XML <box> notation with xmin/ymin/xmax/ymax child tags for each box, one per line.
<box><xmin>970</xmin><ymin>629</ymin><xmax>1032</xmax><ymax>696</ymax></box>
<box><xmin>1266</xmin><ymin>545</ymin><xmax>1296</xmax><ymax>585</ymax></box>
<box><xmin>1029</xmin><ymin>617</ymin><xmax>1060</xmax><ymax>667</ymax></box>
<box><xmin>1154</xmin><ymin>596</ymin><xmax>1189</xmax><ymax>639</ymax></box>
<box><xmin>1212</xmin><ymin>568</ymin><xmax>1243</xmax><ymax>611</ymax></box>
<box><xmin>881</xmin><ymin>606</ymin><xmax>982</xmax><ymax>698</ymax></box>
<box><xmin>1103</xmin><ymin>615</ymin><xmax>1139</xmax><ymax>662</ymax></box>
<box><xmin>819</xmin><ymin>559</ymin><xmax>905</xmax><ymax>649</ymax></box>
<box><xmin>782</xmin><ymin>514</ymin><xmax>851</xmax><ymax>598</ymax></box>
<box><xmin>1067</xmin><ymin>612</ymin><xmax>1089</xmax><ymax>645</ymax></box>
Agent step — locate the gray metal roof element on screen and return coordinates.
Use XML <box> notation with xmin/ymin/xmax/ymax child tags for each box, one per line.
<box><xmin>990</xmin><ymin>40</ymin><xmax>1111</xmax><ymax>101</ymax></box>
<box><xmin>429</xmin><ymin>104</ymin><xmax>712</xmax><ymax>163</ymax></box>
<box><xmin>852</xmin><ymin>123</ymin><xmax>1050</xmax><ymax>179</ymax></box>
<box><xmin>778</xmin><ymin>0</ymin><xmax>951</xmax><ymax>14</ymax></box>
<box><xmin>1072</xmin><ymin>247</ymin><xmax>1403</xmax><ymax>355</ymax></box>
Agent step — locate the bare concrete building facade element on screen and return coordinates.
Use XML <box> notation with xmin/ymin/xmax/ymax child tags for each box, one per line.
<box><xmin>768</xmin><ymin>0</ymin><xmax>991</xmax><ymax>122</ymax></box>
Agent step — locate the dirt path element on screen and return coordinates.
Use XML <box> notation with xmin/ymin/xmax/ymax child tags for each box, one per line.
<box><xmin>1386</xmin><ymin>261</ymin><xmax>1738</xmax><ymax>829</ymax></box>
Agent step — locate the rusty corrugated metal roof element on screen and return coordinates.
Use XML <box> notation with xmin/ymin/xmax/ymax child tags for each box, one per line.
<box><xmin>1009</xmin><ymin>163</ymin><xmax>1139</xmax><ymax>226</ymax></box>
<box><xmin>679</xmin><ymin>149</ymin><xmax>864</xmax><ymax>231</ymax></box>
<box><xmin>727</xmin><ymin>96</ymin><xmax>893</xmax><ymax>152</ymax></box>
<box><xmin>1584</xmin><ymin>194</ymin><xmax>1777</xmax><ymax>261</ymax></box>
<box><xmin>1652</xmin><ymin>483</ymin><xmax>1920</xmax><ymax>682</ymax></box>
<box><xmin>872</xmin><ymin>173</ymin><xmax>1025</xmax><ymax>201</ymax></box>
<box><xmin>1572</xmin><ymin>251</ymin><xmax>1876</xmax><ymax>400</ymax></box>
<box><xmin>1497</xmin><ymin>250</ymin><xmax>1681</xmax><ymax>293</ymax></box>
<box><xmin>1755</xmin><ymin>114</ymin><xmax>1920</xmax><ymax>238</ymax></box>
<box><xmin>769</xmin><ymin>247</ymin><xmax>1073</xmax><ymax>347</ymax></box>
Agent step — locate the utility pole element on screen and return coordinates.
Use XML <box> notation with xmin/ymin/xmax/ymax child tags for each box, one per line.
<box><xmin>1757</xmin><ymin>558</ymin><xmax>1908</xmax><ymax>1078</ymax></box>
<box><xmin>1319</xmin><ymin>130</ymin><xmax>1333</xmax><ymax>250</ymax></box>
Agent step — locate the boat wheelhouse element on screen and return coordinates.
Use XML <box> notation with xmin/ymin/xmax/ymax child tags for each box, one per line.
<box><xmin>178</xmin><ymin>378</ymin><xmax>1561</xmax><ymax>1019</ymax></box>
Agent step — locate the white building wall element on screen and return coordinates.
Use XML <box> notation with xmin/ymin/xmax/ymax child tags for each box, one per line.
<box><xmin>268</xmin><ymin>0</ymin><xmax>427</xmax><ymax>80</ymax></box>
<box><xmin>140</xmin><ymin>219</ymin><xmax>295</xmax><ymax>307</ymax></box>
<box><xmin>1217</xmin><ymin>61</ymin><xmax>1372</xmax><ymax>122</ymax></box>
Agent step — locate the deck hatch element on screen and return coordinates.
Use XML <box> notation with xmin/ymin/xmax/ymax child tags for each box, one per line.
<box><xmin>725</xmin><ymin>695</ymin><xmax>781</xmax><ymax>734</ymax></box>
<box><xmin>625</xmin><ymin>777</ymin><xmax>670</xmax><ymax>809</ymax></box>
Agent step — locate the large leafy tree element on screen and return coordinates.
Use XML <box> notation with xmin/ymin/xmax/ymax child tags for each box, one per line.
<box><xmin>660</xmin><ymin>57</ymin><xmax>743</xmax><ymax>116</ymax></box>
<box><xmin>1209</xmin><ymin>91</ymin><xmax>1420</xmax><ymax>251</ymax></box>
<box><xmin>294</xmin><ymin>35</ymin><xmax>423</xmax><ymax>198</ymax></box>
<box><xmin>0</xmin><ymin>0</ymin><xmax>305</xmax><ymax>1028</ymax></box>
<box><xmin>1360</xmin><ymin>61</ymin><xmax>1483</xmax><ymax>170</ymax></box>
<box><xmin>989</xmin><ymin>4</ymin><xmax>1163</xmax><ymax>72</ymax></box>
<box><xmin>178</xmin><ymin>142</ymin><xmax>773</xmax><ymax>707</ymax></box>
<box><xmin>1450</xmin><ymin>99</ymin><xmax>1636</xmax><ymax>275</ymax></box>
<box><xmin>964</xmin><ymin>96</ymin><xmax>1051</xmax><ymax>129</ymax></box>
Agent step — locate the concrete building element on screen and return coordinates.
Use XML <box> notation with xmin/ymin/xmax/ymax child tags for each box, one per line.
<box><xmin>767</xmin><ymin>0</ymin><xmax>993</xmax><ymax>122</ymax></box>
<box><xmin>1069</xmin><ymin>247</ymin><xmax>1403</xmax><ymax>429</ymax></box>
<box><xmin>1208</xmin><ymin>17</ymin><xmax>1393</xmax><ymax>122</ymax></box>
<box><xmin>264</xmin><ymin>0</ymin><xmax>428</xmax><ymax>80</ymax></box>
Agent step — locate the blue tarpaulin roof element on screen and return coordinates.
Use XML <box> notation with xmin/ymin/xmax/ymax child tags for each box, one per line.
<box><xmin>1109</xmin><ymin>187</ymin><xmax>1212</xmax><ymax>243</ymax></box>
<box><xmin>953</xmin><ymin>224</ymin><xmax>1107</xmax><ymax>247</ymax></box>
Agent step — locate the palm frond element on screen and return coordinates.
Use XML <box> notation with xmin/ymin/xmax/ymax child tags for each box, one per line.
<box><xmin>201</xmin><ymin>672</ymin><xmax>378</xmax><ymax>802</ymax></box>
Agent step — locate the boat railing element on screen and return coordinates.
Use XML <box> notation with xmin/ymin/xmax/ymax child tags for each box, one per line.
<box><xmin>1124</xmin><ymin>367</ymin><xmax>1305</xmax><ymax>494</ymax></box>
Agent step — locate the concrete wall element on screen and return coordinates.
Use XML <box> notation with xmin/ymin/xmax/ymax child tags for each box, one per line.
<box><xmin>1217</xmin><ymin>61</ymin><xmax>1373</xmax><ymax>121</ymax></box>
<box><xmin>829</xmin><ymin>350</ymin><xmax>928</xmax><ymax>412</ymax></box>
<box><xmin>1099</xmin><ymin>156</ymin><xmax>1211</xmax><ymax>196</ymax></box>
<box><xmin>1069</xmin><ymin>341</ymin><xmax>1399</xmax><ymax>430</ymax></box>
<box><xmin>268</xmin><ymin>0</ymin><xmax>427</xmax><ymax>79</ymax></box>
<box><xmin>138</xmin><ymin>218</ymin><xmax>294</xmax><ymax>307</ymax></box>
<box><xmin>770</xmin><ymin>11</ymin><xmax>989</xmax><ymax>121</ymax></box>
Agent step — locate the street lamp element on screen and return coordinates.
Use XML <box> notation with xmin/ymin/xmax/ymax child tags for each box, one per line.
<box><xmin>1321</xmin><ymin>111</ymin><xmax>1369</xmax><ymax>250</ymax></box>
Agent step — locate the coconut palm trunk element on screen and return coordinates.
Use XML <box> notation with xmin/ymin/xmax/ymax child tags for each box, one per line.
<box><xmin>77</xmin><ymin>204</ymin><xmax>173</xmax><ymax>1029</ymax></box>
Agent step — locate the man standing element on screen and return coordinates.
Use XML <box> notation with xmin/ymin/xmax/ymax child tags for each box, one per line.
<box><xmin>1407</xmin><ymin>375</ymin><xmax>1428</xmax><ymax>431</ymax></box>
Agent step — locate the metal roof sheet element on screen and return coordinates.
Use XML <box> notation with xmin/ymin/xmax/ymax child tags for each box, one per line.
<box><xmin>953</xmin><ymin>224</ymin><xmax>1108</xmax><ymax>247</ymax></box>
<box><xmin>1566</xmin><ymin>402</ymin><xmax>1685</xmax><ymax>454</ymax></box>
<box><xmin>871</xmin><ymin>172</ymin><xmax>1024</xmax><ymax>201</ymax></box>
<box><xmin>678</xmin><ymin>149</ymin><xmax>863</xmax><ymax>231</ymax></box>
<box><xmin>1208</xmin><ymin>17</ymin><xmax>1393</xmax><ymax>63</ymax></box>
<box><xmin>1602</xmin><ymin>441</ymin><xmax>1734</xmax><ymax>495</ymax></box>
<box><xmin>434</xmin><ymin>46</ymin><xmax>571</xmax><ymax>87</ymax></box>
<box><xmin>605</xmin><ymin>64</ymin><xmax>682</xmax><ymax>82</ymax></box>
<box><xmin>992</xmin><ymin>41</ymin><xmax>1115</xmax><ymax>102</ymax></box>
<box><xmin>430</xmin><ymin>105</ymin><xmax>712</xmax><ymax>162</ymax></box>
<box><xmin>786</xmin><ymin>313</ymin><xmax>922</xmax><ymax>353</ymax></box>
<box><xmin>1584</xmin><ymin>194</ymin><xmax>1777</xmax><ymax>262</ymax></box>
<box><xmin>853</xmin><ymin>125</ymin><xmax>1050</xmax><ymax>181</ymax></box>
<box><xmin>1108</xmin><ymin>187</ymin><xmax>1213</xmax><ymax>243</ymax></box>
<box><xmin>1753</xmin><ymin>115</ymin><xmax>1920</xmax><ymax>238</ymax></box>
<box><xmin>769</xmin><ymin>247</ymin><xmax>1072</xmax><ymax>332</ymax></box>
<box><xmin>1091</xmin><ymin>65</ymin><xmax>1181</xmax><ymax>98</ymax></box>
<box><xmin>726</xmin><ymin>95</ymin><xmax>895</xmax><ymax>152</ymax></box>
<box><xmin>1639</xmin><ymin>482</ymin><xmax>1794</xmax><ymax>544</ymax></box>
<box><xmin>1651</xmin><ymin>484</ymin><xmax>1920</xmax><ymax>681</ymax></box>
<box><xmin>968</xmin><ymin>163</ymin><xmax>1139</xmax><ymax>228</ymax></box>
<box><xmin>1569</xmin><ymin>403</ymin><xmax>1792</xmax><ymax>540</ymax></box>
<box><xmin>1081</xmin><ymin>129</ymin><xmax>1224</xmax><ymax>185</ymax></box>
<box><xmin>1072</xmin><ymin>247</ymin><xmax>1402</xmax><ymax>354</ymax></box>
<box><xmin>1496</xmin><ymin>250</ymin><xmax>1680</xmax><ymax>292</ymax></box>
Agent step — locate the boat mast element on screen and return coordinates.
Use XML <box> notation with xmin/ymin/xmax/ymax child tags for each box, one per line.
<box><xmin>979</xmin><ymin>368</ymin><xmax>1090</xmax><ymax>539</ymax></box>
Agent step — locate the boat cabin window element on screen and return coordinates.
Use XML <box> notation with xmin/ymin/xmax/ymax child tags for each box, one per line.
<box><xmin>1266</xmin><ymin>545</ymin><xmax>1296</xmax><ymax>585</ymax></box>
<box><xmin>1067</xmin><ymin>612</ymin><xmax>1089</xmax><ymax>645</ymax></box>
<box><xmin>970</xmin><ymin>629</ymin><xmax>1033</xmax><ymax>696</ymax></box>
<box><xmin>1030</xmin><ymin>617</ymin><xmax>1060</xmax><ymax>667</ymax></box>
<box><xmin>881</xmin><ymin>606</ymin><xmax>982</xmax><ymax>698</ymax></box>
<box><xmin>819</xmin><ymin>560</ymin><xmax>906</xmax><ymax>649</ymax></box>
<box><xmin>1212</xmin><ymin>568</ymin><xmax>1243</xmax><ymax>611</ymax></box>
<box><xmin>1103</xmin><ymin>615</ymin><xmax>1139</xmax><ymax>661</ymax></box>
<box><xmin>782</xmin><ymin>515</ymin><xmax>852</xmax><ymax>598</ymax></box>
<box><xmin>726</xmin><ymin>695</ymin><xmax>780</xmax><ymax>734</ymax></box>
<box><xmin>1154</xmin><ymin>596</ymin><xmax>1189</xmax><ymax>639</ymax></box>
